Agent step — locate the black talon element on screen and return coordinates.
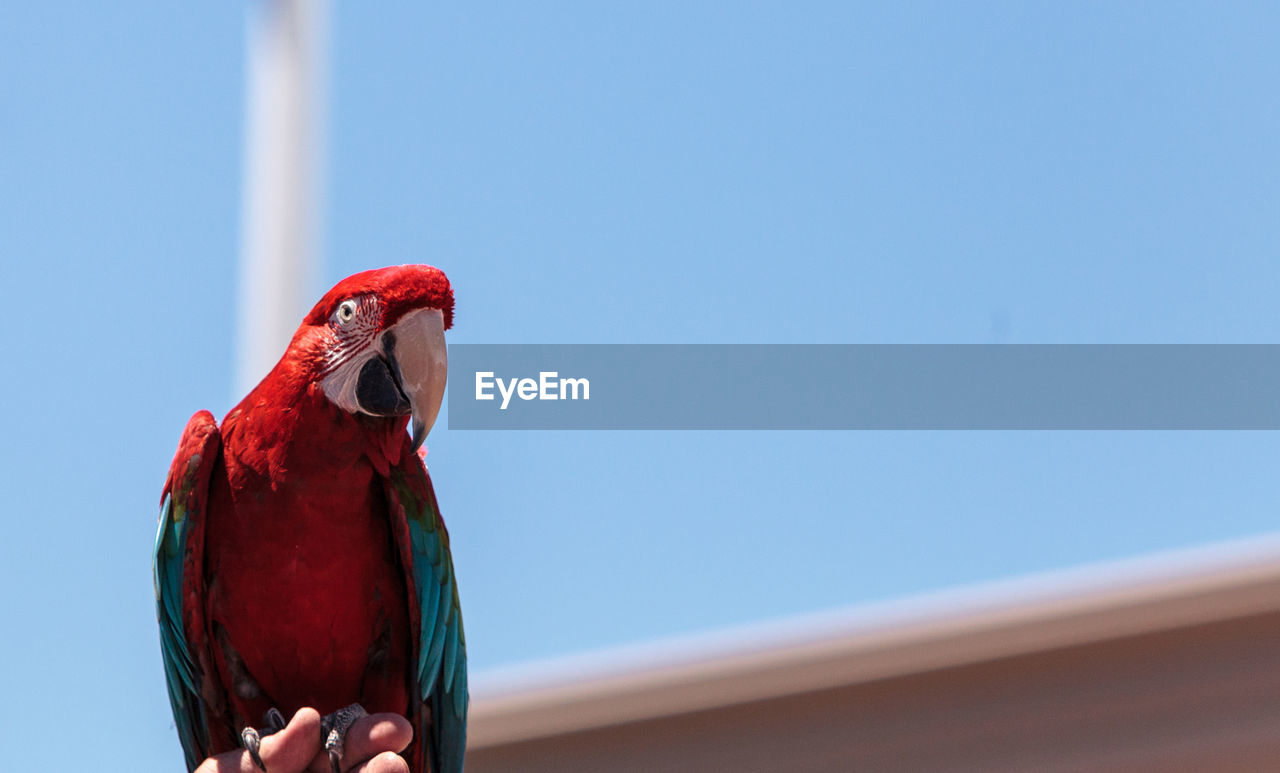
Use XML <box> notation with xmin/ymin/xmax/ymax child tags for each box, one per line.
<box><xmin>265</xmin><ymin>707</ymin><xmax>286</xmax><ymax>733</ymax></box>
<box><xmin>241</xmin><ymin>726</ymin><xmax>266</xmax><ymax>772</ymax></box>
<box><xmin>320</xmin><ymin>703</ymin><xmax>369</xmax><ymax>773</ymax></box>
<box><xmin>241</xmin><ymin>707</ymin><xmax>287</xmax><ymax>772</ymax></box>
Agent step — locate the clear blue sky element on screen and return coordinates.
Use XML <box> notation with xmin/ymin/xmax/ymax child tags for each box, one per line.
<box><xmin>3</xmin><ymin>2</ymin><xmax>1279</xmax><ymax>770</ymax></box>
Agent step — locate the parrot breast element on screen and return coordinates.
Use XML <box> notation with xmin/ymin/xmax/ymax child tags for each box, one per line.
<box><xmin>199</xmin><ymin>392</ymin><xmax>414</xmax><ymax>736</ymax></box>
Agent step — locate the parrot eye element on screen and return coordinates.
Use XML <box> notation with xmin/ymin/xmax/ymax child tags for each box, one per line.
<box><xmin>335</xmin><ymin>300</ymin><xmax>358</xmax><ymax>326</ymax></box>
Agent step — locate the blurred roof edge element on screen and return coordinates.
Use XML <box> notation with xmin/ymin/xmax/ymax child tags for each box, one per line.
<box><xmin>469</xmin><ymin>532</ymin><xmax>1280</xmax><ymax>748</ymax></box>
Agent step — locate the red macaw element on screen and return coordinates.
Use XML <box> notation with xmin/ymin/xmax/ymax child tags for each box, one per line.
<box><xmin>154</xmin><ymin>265</ymin><xmax>467</xmax><ymax>773</ymax></box>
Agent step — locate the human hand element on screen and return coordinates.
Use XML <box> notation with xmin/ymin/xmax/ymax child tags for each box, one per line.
<box><xmin>195</xmin><ymin>707</ymin><xmax>413</xmax><ymax>773</ymax></box>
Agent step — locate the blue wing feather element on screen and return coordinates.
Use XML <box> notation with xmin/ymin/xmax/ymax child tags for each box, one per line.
<box><xmin>155</xmin><ymin>494</ymin><xmax>204</xmax><ymax>771</ymax></box>
<box><xmin>388</xmin><ymin>467</ymin><xmax>468</xmax><ymax>773</ymax></box>
<box><xmin>153</xmin><ymin>411</ymin><xmax>221</xmax><ymax>772</ymax></box>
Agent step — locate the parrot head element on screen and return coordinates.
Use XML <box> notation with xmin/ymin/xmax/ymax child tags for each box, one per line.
<box><xmin>285</xmin><ymin>264</ymin><xmax>454</xmax><ymax>451</ymax></box>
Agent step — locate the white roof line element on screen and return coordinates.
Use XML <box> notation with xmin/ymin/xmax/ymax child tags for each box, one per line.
<box><xmin>470</xmin><ymin>532</ymin><xmax>1280</xmax><ymax>747</ymax></box>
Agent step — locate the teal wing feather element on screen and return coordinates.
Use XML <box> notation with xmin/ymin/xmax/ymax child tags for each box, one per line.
<box><xmin>386</xmin><ymin>464</ymin><xmax>468</xmax><ymax>773</ymax></box>
<box><xmin>153</xmin><ymin>411</ymin><xmax>222</xmax><ymax>772</ymax></box>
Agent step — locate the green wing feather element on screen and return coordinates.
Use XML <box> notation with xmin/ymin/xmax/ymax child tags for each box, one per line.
<box><xmin>153</xmin><ymin>411</ymin><xmax>221</xmax><ymax>772</ymax></box>
<box><xmin>387</xmin><ymin>466</ymin><xmax>468</xmax><ymax>773</ymax></box>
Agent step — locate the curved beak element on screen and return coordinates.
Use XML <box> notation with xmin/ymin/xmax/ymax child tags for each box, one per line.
<box><xmin>387</xmin><ymin>308</ymin><xmax>447</xmax><ymax>451</ymax></box>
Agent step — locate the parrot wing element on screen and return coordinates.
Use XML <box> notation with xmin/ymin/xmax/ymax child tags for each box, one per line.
<box><xmin>154</xmin><ymin>410</ymin><xmax>224</xmax><ymax>772</ymax></box>
<box><xmin>385</xmin><ymin>462</ymin><xmax>468</xmax><ymax>773</ymax></box>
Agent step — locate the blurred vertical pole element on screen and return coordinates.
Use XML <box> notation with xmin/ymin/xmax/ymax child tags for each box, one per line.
<box><xmin>236</xmin><ymin>0</ymin><xmax>329</xmax><ymax>397</ymax></box>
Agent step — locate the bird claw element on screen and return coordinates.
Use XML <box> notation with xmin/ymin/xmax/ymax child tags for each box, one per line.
<box><xmin>241</xmin><ymin>726</ymin><xmax>266</xmax><ymax>772</ymax></box>
<box><xmin>241</xmin><ymin>708</ymin><xmax>288</xmax><ymax>772</ymax></box>
<box><xmin>321</xmin><ymin>703</ymin><xmax>369</xmax><ymax>773</ymax></box>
